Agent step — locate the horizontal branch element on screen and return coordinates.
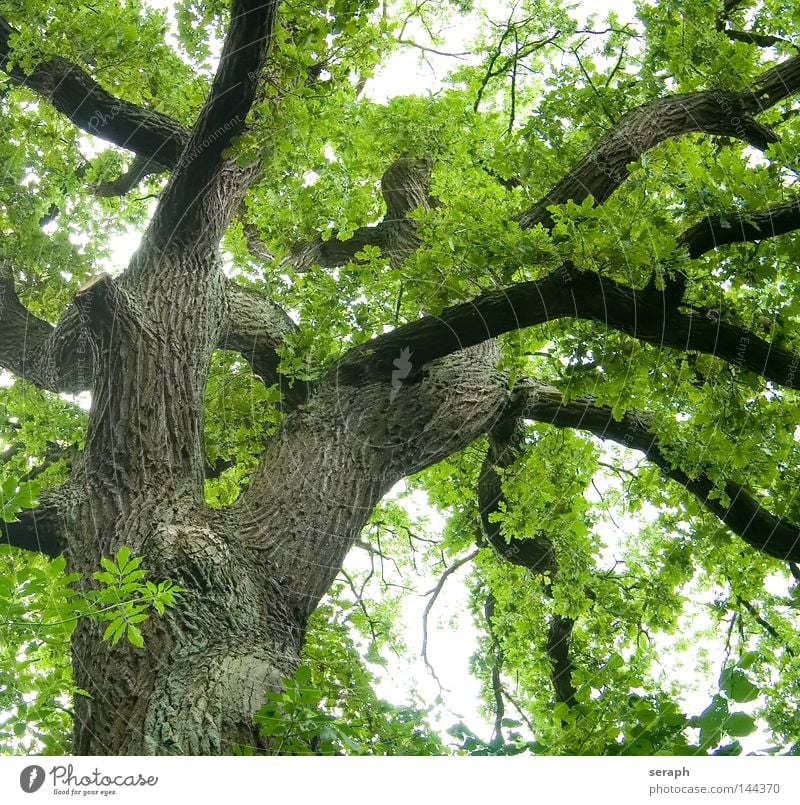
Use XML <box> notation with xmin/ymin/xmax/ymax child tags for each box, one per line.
<box><xmin>510</xmin><ymin>381</ymin><xmax>800</xmax><ymax>562</ymax></box>
<box><xmin>680</xmin><ymin>197</ymin><xmax>800</xmax><ymax>258</ymax></box>
<box><xmin>722</xmin><ymin>29</ymin><xmax>798</xmax><ymax>50</ymax></box>
<box><xmin>0</xmin><ymin>16</ymin><xmax>188</xmax><ymax>167</ymax></box>
<box><xmin>334</xmin><ymin>263</ymin><xmax>800</xmax><ymax>392</ymax></box>
<box><xmin>517</xmin><ymin>53</ymin><xmax>800</xmax><ymax>230</ymax></box>
<box><xmin>0</xmin><ymin>261</ymin><xmax>93</xmax><ymax>393</ymax></box>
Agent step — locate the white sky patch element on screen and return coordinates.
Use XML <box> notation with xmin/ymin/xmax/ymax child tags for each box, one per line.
<box><xmin>365</xmin><ymin>0</ymin><xmax>640</xmax><ymax>103</ymax></box>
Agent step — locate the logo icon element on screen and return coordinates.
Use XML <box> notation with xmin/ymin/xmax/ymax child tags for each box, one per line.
<box><xmin>391</xmin><ymin>347</ymin><xmax>413</xmax><ymax>401</ymax></box>
<box><xmin>20</xmin><ymin>765</ymin><xmax>45</xmax><ymax>793</ymax></box>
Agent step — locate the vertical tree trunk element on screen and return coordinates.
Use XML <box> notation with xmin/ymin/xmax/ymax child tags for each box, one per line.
<box><xmin>67</xmin><ymin>332</ymin><xmax>507</xmax><ymax>754</ymax></box>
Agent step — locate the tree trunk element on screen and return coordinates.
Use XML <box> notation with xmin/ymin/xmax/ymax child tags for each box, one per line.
<box><xmin>70</xmin><ymin>513</ymin><xmax>306</xmax><ymax>755</ymax></box>
<box><xmin>64</xmin><ymin>260</ymin><xmax>507</xmax><ymax>753</ymax></box>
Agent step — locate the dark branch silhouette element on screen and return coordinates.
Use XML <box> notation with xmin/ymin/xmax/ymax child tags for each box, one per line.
<box><xmin>509</xmin><ymin>381</ymin><xmax>800</xmax><ymax>562</ymax></box>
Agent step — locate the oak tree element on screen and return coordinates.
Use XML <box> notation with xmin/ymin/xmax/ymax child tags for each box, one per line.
<box><xmin>1</xmin><ymin>0</ymin><xmax>800</xmax><ymax>755</ymax></box>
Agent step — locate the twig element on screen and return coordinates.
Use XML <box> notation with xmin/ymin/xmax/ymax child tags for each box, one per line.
<box><xmin>396</xmin><ymin>39</ymin><xmax>470</xmax><ymax>58</ymax></box>
<box><xmin>341</xmin><ymin>567</ymin><xmax>378</xmax><ymax>643</ymax></box>
<box><xmin>737</xmin><ymin>596</ymin><xmax>795</xmax><ymax>657</ymax></box>
<box><xmin>421</xmin><ymin>549</ymin><xmax>479</xmax><ymax>686</ymax></box>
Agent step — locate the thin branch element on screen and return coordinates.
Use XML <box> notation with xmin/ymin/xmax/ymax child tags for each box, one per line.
<box><xmin>500</xmin><ymin>684</ymin><xmax>536</xmax><ymax>734</ymax></box>
<box><xmin>340</xmin><ymin>567</ymin><xmax>378</xmax><ymax>643</ymax></box>
<box><xmin>737</xmin><ymin>596</ymin><xmax>796</xmax><ymax>657</ymax></box>
<box><xmin>573</xmin><ymin>48</ymin><xmax>617</xmax><ymax>125</ymax></box>
<box><xmin>396</xmin><ymin>39</ymin><xmax>470</xmax><ymax>58</ymax></box>
<box><xmin>421</xmin><ymin>549</ymin><xmax>479</xmax><ymax>684</ymax></box>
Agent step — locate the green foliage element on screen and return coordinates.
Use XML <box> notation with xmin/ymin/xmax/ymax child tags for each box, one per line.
<box><xmin>0</xmin><ymin>478</ymin><xmax>39</xmax><ymax>522</ymax></box>
<box><xmin>85</xmin><ymin>546</ymin><xmax>184</xmax><ymax>648</ymax></box>
<box><xmin>0</xmin><ymin>547</ymin><xmax>183</xmax><ymax>752</ymax></box>
<box><xmin>251</xmin><ymin>608</ymin><xmax>445</xmax><ymax>756</ymax></box>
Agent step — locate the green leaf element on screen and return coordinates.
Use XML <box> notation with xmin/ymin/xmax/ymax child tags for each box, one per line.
<box><xmin>724</xmin><ymin>712</ymin><xmax>756</xmax><ymax>738</ymax></box>
<box><xmin>722</xmin><ymin>670</ymin><xmax>760</xmax><ymax>704</ymax></box>
<box><xmin>126</xmin><ymin>625</ymin><xmax>144</xmax><ymax>649</ymax></box>
<box><xmin>100</xmin><ymin>557</ymin><xmax>119</xmax><ymax>575</ymax></box>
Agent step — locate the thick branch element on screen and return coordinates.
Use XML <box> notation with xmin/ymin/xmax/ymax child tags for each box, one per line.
<box><xmin>148</xmin><ymin>0</ymin><xmax>278</xmax><ymax>245</ymax></box>
<box><xmin>73</xmin><ymin>273</ymin><xmax>144</xmax><ymax>344</ymax></box>
<box><xmin>547</xmin><ymin>614</ymin><xmax>577</xmax><ymax>706</ymax></box>
<box><xmin>221</xmin><ymin>282</ymin><xmax>310</xmax><ymax>406</ymax></box>
<box><xmin>0</xmin><ymin>16</ymin><xmax>188</xmax><ymax>167</ymax></box>
<box><xmin>680</xmin><ymin>197</ymin><xmax>800</xmax><ymax>257</ymax></box>
<box><xmin>716</xmin><ymin>0</ymin><xmax>748</xmax><ymax>27</ymax></box>
<box><xmin>518</xmin><ymin>54</ymin><xmax>800</xmax><ymax>230</ymax></box>
<box><xmin>335</xmin><ymin>264</ymin><xmax>800</xmax><ymax>392</ymax></box>
<box><xmin>0</xmin><ymin>262</ymin><xmax>93</xmax><ymax>393</ymax></box>
<box><xmin>510</xmin><ymin>381</ymin><xmax>800</xmax><ymax>562</ymax></box>
<box><xmin>234</xmin><ymin>341</ymin><xmax>507</xmax><ymax>614</ymax></box>
<box><xmin>281</xmin><ymin>156</ymin><xmax>436</xmax><ymax>271</ymax></box>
